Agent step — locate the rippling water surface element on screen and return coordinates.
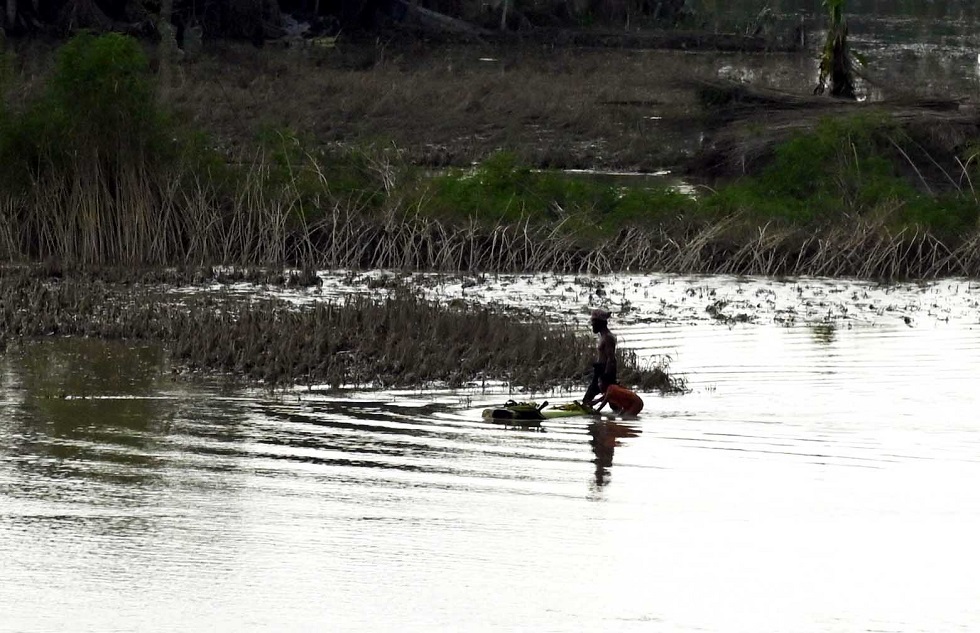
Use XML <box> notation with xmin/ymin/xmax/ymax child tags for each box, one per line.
<box><xmin>3</xmin><ymin>274</ymin><xmax>980</xmax><ymax>632</ymax></box>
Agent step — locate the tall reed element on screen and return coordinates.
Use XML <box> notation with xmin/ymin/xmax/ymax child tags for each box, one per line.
<box><xmin>7</xmin><ymin>156</ymin><xmax>980</xmax><ymax>278</ymax></box>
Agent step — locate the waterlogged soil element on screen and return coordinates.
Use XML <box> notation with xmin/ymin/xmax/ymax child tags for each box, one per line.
<box><xmin>194</xmin><ymin>270</ymin><xmax>980</xmax><ymax>331</ymax></box>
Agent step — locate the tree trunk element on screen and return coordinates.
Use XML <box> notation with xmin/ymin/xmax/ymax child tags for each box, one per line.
<box><xmin>6</xmin><ymin>0</ymin><xmax>16</xmax><ymax>29</ymax></box>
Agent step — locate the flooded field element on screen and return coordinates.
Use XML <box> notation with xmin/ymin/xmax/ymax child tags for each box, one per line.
<box><xmin>3</xmin><ymin>273</ymin><xmax>980</xmax><ymax>632</ymax></box>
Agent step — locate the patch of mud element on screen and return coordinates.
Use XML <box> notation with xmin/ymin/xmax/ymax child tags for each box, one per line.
<box><xmin>192</xmin><ymin>271</ymin><xmax>980</xmax><ymax>332</ymax></box>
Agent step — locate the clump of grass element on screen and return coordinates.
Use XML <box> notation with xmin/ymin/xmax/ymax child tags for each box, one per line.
<box><xmin>0</xmin><ymin>270</ymin><xmax>685</xmax><ymax>393</ymax></box>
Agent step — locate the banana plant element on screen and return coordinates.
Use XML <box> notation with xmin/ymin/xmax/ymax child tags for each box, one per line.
<box><xmin>814</xmin><ymin>0</ymin><xmax>857</xmax><ymax>99</ymax></box>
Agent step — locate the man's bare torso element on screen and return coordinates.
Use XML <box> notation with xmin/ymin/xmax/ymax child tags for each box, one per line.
<box><xmin>597</xmin><ymin>330</ymin><xmax>617</xmax><ymax>375</ymax></box>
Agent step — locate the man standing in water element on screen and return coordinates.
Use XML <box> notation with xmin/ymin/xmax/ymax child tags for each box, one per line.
<box><xmin>583</xmin><ymin>308</ymin><xmax>617</xmax><ymax>405</ymax></box>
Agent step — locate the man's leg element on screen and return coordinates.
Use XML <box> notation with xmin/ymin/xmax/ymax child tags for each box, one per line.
<box><xmin>583</xmin><ymin>364</ymin><xmax>602</xmax><ymax>403</ymax></box>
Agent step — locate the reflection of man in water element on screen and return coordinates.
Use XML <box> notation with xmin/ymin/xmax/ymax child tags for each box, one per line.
<box><xmin>583</xmin><ymin>309</ymin><xmax>617</xmax><ymax>405</ymax></box>
<box><xmin>589</xmin><ymin>420</ymin><xmax>640</xmax><ymax>487</ymax></box>
<box><xmin>589</xmin><ymin>421</ymin><xmax>614</xmax><ymax>486</ymax></box>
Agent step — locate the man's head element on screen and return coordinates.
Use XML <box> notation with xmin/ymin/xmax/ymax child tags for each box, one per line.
<box><xmin>590</xmin><ymin>308</ymin><xmax>611</xmax><ymax>333</ymax></box>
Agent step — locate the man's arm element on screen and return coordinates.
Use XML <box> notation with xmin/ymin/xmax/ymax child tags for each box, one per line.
<box><xmin>587</xmin><ymin>395</ymin><xmax>608</xmax><ymax>412</ymax></box>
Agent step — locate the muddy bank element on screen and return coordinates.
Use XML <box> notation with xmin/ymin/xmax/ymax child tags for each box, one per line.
<box><xmin>686</xmin><ymin>79</ymin><xmax>980</xmax><ymax>182</ymax></box>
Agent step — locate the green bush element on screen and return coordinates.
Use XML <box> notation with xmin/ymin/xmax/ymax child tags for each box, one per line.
<box><xmin>50</xmin><ymin>32</ymin><xmax>159</xmax><ymax>152</ymax></box>
<box><xmin>0</xmin><ymin>31</ymin><xmax>170</xmax><ymax>193</ymax></box>
<box><xmin>251</xmin><ymin>127</ymin><xmax>401</xmax><ymax>218</ymax></box>
<box><xmin>900</xmin><ymin>195</ymin><xmax>979</xmax><ymax>237</ymax></box>
<box><xmin>426</xmin><ymin>152</ymin><xmax>542</xmax><ymax>222</ymax></box>
<box><xmin>759</xmin><ymin>115</ymin><xmax>908</xmax><ymax>205</ymax></box>
<box><xmin>703</xmin><ymin>114</ymin><xmax>980</xmax><ymax>234</ymax></box>
<box><xmin>424</xmin><ymin>151</ymin><xmax>696</xmax><ymax>231</ymax></box>
<box><xmin>604</xmin><ymin>185</ymin><xmax>698</xmax><ymax>228</ymax></box>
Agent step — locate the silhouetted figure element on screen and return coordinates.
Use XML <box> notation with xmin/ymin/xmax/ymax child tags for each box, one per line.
<box><xmin>583</xmin><ymin>308</ymin><xmax>617</xmax><ymax>404</ymax></box>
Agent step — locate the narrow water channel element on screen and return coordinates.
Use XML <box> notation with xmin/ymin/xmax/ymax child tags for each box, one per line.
<box><xmin>2</xmin><ymin>274</ymin><xmax>980</xmax><ymax>632</ymax></box>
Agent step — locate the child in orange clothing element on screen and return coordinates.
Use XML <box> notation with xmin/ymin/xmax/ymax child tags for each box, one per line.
<box><xmin>588</xmin><ymin>379</ymin><xmax>644</xmax><ymax>417</ymax></box>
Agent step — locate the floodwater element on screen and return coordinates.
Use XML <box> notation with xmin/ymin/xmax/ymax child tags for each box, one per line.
<box><xmin>3</xmin><ymin>273</ymin><xmax>980</xmax><ymax>632</ymax></box>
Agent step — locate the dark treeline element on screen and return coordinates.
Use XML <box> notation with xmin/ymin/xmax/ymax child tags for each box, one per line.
<box><xmin>0</xmin><ymin>0</ymin><xmax>691</xmax><ymax>42</ymax></box>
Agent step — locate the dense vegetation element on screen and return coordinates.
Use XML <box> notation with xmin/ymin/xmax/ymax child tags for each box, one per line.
<box><xmin>705</xmin><ymin>114</ymin><xmax>980</xmax><ymax>237</ymax></box>
<box><xmin>1</xmin><ymin>31</ymin><xmax>978</xmax><ymax>278</ymax></box>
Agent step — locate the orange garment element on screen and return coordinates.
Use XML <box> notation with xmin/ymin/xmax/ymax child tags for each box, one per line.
<box><xmin>604</xmin><ymin>384</ymin><xmax>644</xmax><ymax>416</ymax></box>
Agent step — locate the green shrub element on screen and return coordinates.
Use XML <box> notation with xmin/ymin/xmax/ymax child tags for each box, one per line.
<box><xmin>702</xmin><ymin>114</ymin><xmax>980</xmax><ymax>234</ymax></box>
<box><xmin>603</xmin><ymin>185</ymin><xmax>698</xmax><ymax>228</ymax></box>
<box><xmin>251</xmin><ymin>127</ymin><xmax>400</xmax><ymax>218</ymax></box>
<box><xmin>0</xmin><ymin>31</ymin><xmax>169</xmax><ymax>193</ymax></box>
<box><xmin>424</xmin><ymin>151</ymin><xmax>696</xmax><ymax>230</ymax></box>
<box><xmin>50</xmin><ymin>31</ymin><xmax>160</xmax><ymax>153</ymax></box>
<box><xmin>755</xmin><ymin>114</ymin><xmax>906</xmax><ymax>210</ymax></box>
<box><xmin>426</xmin><ymin>152</ymin><xmax>542</xmax><ymax>222</ymax></box>
<box><xmin>899</xmin><ymin>195</ymin><xmax>979</xmax><ymax>237</ymax></box>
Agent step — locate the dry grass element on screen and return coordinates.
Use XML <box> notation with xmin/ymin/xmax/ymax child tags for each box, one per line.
<box><xmin>0</xmin><ymin>146</ymin><xmax>330</xmax><ymax>266</ymax></box>
<box><xmin>603</xmin><ymin>213</ymin><xmax>980</xmax><ymax>279</ymax></box>
<box><xmin>323</xmin><ymin>209</ymin><xmax>980</xmax><ymax>279</ymax></box>
<box><xmin>166</xmin><ymin>41</ymin><xmax>713</xmax><ymax>170</ymax></box>
<box><xmin>5</xmin><ymin>148</ymin><xmax>980</xmax><ymax>278</ymax></box>
<box><xmin>293</xmin><ymin>205</ymin><xmax>980</xmax><ymax>279</ymax></box>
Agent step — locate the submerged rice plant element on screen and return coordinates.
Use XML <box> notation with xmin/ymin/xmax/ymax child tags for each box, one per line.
<box><xmin>0</xmin><ymin>269</ymin><xmax>685</xmax><ymax>392</ymax></box>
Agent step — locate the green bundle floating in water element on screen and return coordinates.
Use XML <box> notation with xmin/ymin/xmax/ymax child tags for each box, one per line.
<box><xmin>482</xmin><ymin>399</ymin><xmax>596</xmax><ymax>422</ymax></box>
